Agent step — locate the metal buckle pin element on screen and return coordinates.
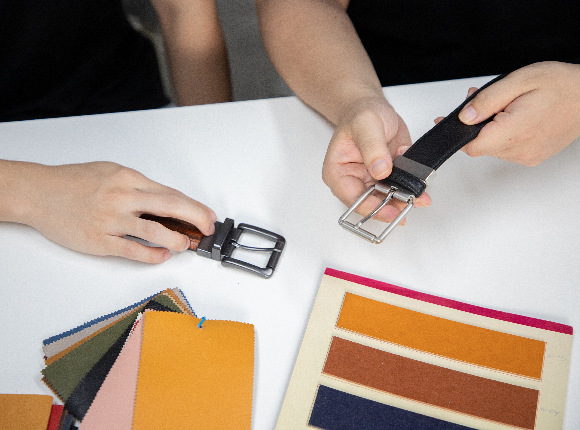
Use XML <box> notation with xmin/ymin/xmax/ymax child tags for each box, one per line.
<box><xmin>196</xmin><ymin>219</ymin><xmax>285</xmax><ymax>278</ymax></box>
<box><xmin>338</xmin><ymin>183</ymin><xmax>414</xmax><ymax>244</ymax></box>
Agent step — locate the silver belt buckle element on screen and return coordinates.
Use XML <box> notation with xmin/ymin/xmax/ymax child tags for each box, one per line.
<box><xmin>338</xmin><ymin>182</ymin><xmax>415</xmax><ymax>243</ymax></box>
<box><xmin>338</xmin><ymin>156</ymin><xmax>436</xmax><ymax>243</ymax></box>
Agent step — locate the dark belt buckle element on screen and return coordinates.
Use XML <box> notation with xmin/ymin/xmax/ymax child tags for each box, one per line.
<box><xmin>196</xmin><ymin>218</ymin><xmax>286</xmax><ymax>278</ymax></box>
<box><xmin>338</xmin><ymin>182</ymin><xmax>415</xmax><ymax>244</ymax></box>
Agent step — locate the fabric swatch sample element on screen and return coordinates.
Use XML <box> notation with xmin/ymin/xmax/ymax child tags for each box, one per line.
<box><xmin>47</xmin><ymin>404</ymin><xmax>64</xmax><ymax>430</ymax></box>
<box><xmin>309</xmin><ymin>385</ymin><xmax>474</xmax><ymax>430</ymax></box>
<box><xmin>43</xmin><ymin>289</ymin><xmax>191</xmax><ymax>363</ymax></box>
<box><xmin>132</xmin><ymin>310</ymin><xmax>255</xmax><ymax>429</ymax></box>
<box><xmin>0</xmin><ymin>394</ymin><xmax>54</xmax><ymax>430</ymax></box>
<box><xmin>42</xmin><ymin>294</ymin><xmax>181</xmax><ymax>401</ymax></box>
<box><xmin>323</xmin><ymin>336</ymin><xmax>539</xmax><ymax>429</ymax></box>
<box><xmin>79</xmin><ymin>317</ymin><xmax>144</xmax><ymax>430</ymax></box>
<box><xmin>65</xmin><ymin>301</ymin><xmax>178</xmax><ymax>419</ymax></box>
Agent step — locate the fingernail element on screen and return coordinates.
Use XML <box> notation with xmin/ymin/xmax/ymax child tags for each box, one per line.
<box><xmin>396</xmin><ymin>146</ymin><xmax>411</xmax><ymax>157</ymax></box>
<box><xmin>183</xmin><ymin>236</ymin><xmax>191</xmax><ymax>251</ymax></box>
<box><xmin>459</xmin><ymin>105</ymin><xmax>477</xmax><ymax>124</ymax></box>
<box><xmin>371</xmin><ymin>158</ymin><xmax>390</xmax><ymax>179</ymax></box>
<box><xmin>210</xmin><ymin>211</ymin><xmax>217</xmax><ymax>223</ymax></box>
<box><xmin>162</xmin><ymin>250</ymin><xmax>172</xmax><ymax>261</ymax></box>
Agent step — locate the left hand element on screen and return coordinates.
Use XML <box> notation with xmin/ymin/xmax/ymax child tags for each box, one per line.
<box><xmin>456</xmin><ymin>61</ymin><xmax>580</xmax><ymax>165</ymax></box>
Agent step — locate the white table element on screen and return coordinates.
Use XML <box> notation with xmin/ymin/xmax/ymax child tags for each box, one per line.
<box><xmin>1</xmin><ymin>77</ymin><xmax>578</xmax><ymax>429</ymax></box>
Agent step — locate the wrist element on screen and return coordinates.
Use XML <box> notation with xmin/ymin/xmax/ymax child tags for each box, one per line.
<box><xmin>0</xmin><ymin>160</ymin><xmax>47</xmax><ymax>225</ymax></box>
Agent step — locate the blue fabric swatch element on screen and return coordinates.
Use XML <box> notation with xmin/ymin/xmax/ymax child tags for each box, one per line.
<box><xmin>309</xmin><ymin>385</ymin><xmax>475</xmax><ymax>430</ymax></box>
<box><xmin>42</xmin><ymin>295</ymin><xmax>154</xmax><ymax>345</ymax></box>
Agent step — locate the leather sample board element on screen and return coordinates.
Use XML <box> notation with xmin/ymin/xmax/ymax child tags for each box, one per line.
<box><xmin>276</xmin><ymin>268</ymin><xmax>573</xmax><ymax>430</ymax></box>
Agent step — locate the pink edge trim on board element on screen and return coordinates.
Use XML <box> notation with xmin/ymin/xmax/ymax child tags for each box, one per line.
<box><xmin>324</xmin><ymin>268</ymin><xmax>573</xmax><ymax>335</ymax></box>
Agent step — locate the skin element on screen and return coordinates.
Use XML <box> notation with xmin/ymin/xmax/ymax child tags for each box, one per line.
<box><xmin>152</xmin><ymin>0</ymin><xmax>232</xmax><ymax>105</ymax></box>
<box><xmin>256</xmin><ymin>0</ymin><xmax>580</xmax><ymax>221</ymax></box>
<box><xmin>0</xmin><ymin>0</ymin><xmax>231</xmax><ymax>263</ymax></box>
<box><xmin>0</xmin><ymin>160</ymin><xmax>216</xmax><ymax>263</ymax></box>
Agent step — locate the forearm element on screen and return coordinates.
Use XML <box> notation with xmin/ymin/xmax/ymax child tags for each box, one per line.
<box><xmin>153</xmin><ymin>0</ymin><xmax>232</xmax><ymax>105</ymax></box>
<box><xmin>0</xmin><ymin>160</ymin><xmax>42</xmax><ymax>225</ymax></box>
<box><xmin>257</xmin><ymin>0</ymin><xmax>384</xmax><ymax>124</ymax></box>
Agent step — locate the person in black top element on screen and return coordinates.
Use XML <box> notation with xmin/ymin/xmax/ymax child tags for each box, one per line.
<box><xmin>0</xmin><ymin>0</ymin><xmax>228</xmax><ymax>262</ymax></box>
<box><xmin>257</xmin><ymin>0</ymin><xmax>580</xmax><ymax>222</ymax></box>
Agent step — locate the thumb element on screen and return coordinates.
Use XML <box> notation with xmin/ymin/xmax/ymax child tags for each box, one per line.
<box><xmin>351</xmin><ymin>110</ymin><xmax>396</xmax><ymax>180</ymax></box>
<box><xmin>458</xmin><ymin>71</ymin><xmax>532</xmax><ymax>125</ymax></box>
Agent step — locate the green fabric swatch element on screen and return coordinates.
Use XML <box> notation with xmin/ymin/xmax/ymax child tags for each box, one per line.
<box><xmin>42</xmin><ymin>294</ymin><xmax>183</xmax><ymax>400</ymax></box>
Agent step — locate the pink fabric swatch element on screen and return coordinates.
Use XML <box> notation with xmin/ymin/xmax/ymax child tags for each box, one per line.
<box><xmin>79</xmin><ymin>317</ymin><xmax>144</xmax><ymax>430</ymax></box>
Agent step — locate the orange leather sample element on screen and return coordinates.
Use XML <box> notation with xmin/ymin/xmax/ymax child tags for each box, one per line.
<box><xmin>337</xmin><ymin>292</ymin><xmax>545</xmax><ymax>378</ymax></box>
<box><xmin>0</xmin><ymin>394</ymin><xmax>53</xmax><ymax>430</ymax></box>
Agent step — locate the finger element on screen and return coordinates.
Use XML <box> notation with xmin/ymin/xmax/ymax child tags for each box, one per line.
<box><xmin>434</xmin><ymin>116</ymin><xmax>445</xmax><ymax>124</ymax></box>
<box><xmin>127</xmin><ymin>217</ymin><xmax>191</xmax><ymax>252</ymax></box>
<box><xmin>106</xmin><ymin>236</ymin><xmax>173</xmax><ymax>264</ymax></box>
<box><xmin>351</xmin><ymin>110</ymin><xmax>394</xmax><ymax>180</ymax></box>
<box><xmin>458</xmin><ymin>70</ymin><xmax>537</xmax><ymax>125</ymax></box>
<box><xmin>461</xmin><ymin>113</ymin><xmax>518</xmax><ymax>159</ymax></box>
<box><xmin>467</xmin><ymin>87</ymin><xmax>478</xmax><ymax>98</ymax></box>
<box><xmin>137</xmin><ymin>191</ymin><xmax>217</xmax><ymax>236</ymax></box>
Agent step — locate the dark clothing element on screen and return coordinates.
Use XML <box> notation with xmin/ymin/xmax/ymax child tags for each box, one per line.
<box><xmin>0</xmin><ymin>0</ymin><xmax>169</xmax><ymax>122</ymax></box>
<box><xmin>347</xmin><ymin>0</ymin><xmax>580</xmax><ymax>87</ymax></box>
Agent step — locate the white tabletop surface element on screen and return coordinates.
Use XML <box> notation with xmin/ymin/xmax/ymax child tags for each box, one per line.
<box><xmin>1</xmin><ymin>77</ymin><xmax>578</xmax><ymax>429</ymax></box>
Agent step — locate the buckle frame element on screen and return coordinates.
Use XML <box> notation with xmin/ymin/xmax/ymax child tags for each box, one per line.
<box><xmin>338</xmin><ymin>183</ymin><xmax>414</xmax><ymax>243</ymax></box>
<box><xmin>196</xmin><ymin>218</ymin><xmax>285</xmax><ymax>278</ymax></box>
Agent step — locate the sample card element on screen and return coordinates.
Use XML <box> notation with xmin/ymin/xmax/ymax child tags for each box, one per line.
<box><xmin>0</xmin><ymin>394</ymin><xmax>54</xmax><ymax>430</ymax></box>
<box><xmin>40</xmin><ymin>288</ymin><xmax>255</xmax><ymax>428</ymax></box>
<box><xmin>277</xmin><ymin>268</ymin><xmax>573</xmax><ymax>430</ymax></box>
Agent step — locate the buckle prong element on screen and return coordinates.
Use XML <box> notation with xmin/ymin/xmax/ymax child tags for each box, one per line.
<box><xmin>197</xmin><ymin>219</ymin><xmax>285</xmax><ymax>278</ymax></box>
<box><xmin>339</xmin><ymin>184</ymin><xmax>414</xmax><ymax>243</ymax></box>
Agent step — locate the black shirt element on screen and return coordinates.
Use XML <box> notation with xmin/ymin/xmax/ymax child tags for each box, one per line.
<box><xmin>347</xmin><ymin>0</ymin><xmax>580</xmax><ymax>86</ymax></box>
<box><xmin>0</xmin><ymin>0</ymin><xmax>169</xmax><ymax>122</ymax></box>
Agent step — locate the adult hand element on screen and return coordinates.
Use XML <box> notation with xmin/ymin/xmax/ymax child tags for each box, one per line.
<box><xmin>457</xmin><ymin>61</ymin><xmax>580</xmax><ymax>165</ymax></box>
<box><xmin>15</xmin><ymin>161</ymin><xmax>216</xmax><ymax>263</ymax></box>
<box><xmin>322</xmin><ymin>96</ymin><xmax>431</xmax><ymax>223</ymax></box>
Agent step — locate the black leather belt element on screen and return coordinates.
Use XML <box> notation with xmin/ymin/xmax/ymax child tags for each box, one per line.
<box><xmin>339</xmin><ymin>74</ymin><xmax>506</xmax><ymax>243</ymax></box>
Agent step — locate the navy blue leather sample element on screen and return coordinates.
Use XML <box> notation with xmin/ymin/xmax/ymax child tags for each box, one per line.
<box><xmin>309</xmin><ymin>385</ymin><xmax>474</xmax><ymax>430</ymax></box>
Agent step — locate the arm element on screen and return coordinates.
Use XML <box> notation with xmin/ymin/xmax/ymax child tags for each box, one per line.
<box><xmin>151</xmin><ymin>0</ymin><xmax>232</xmax><ymax>105</ymax></box>
<box><xmin>256</xmin><ymin>0</ymin><xmax>429</xmax><ymax>220</ymax></box>
<box><xmin>0</xmin><ymin>160</ymin><xmax>216</xmax><ymax>263</ymax></box>
<box><xmin>458</xmin><ymin>61</ymin><xmax>580</xmax><ymax>165</ymax></box>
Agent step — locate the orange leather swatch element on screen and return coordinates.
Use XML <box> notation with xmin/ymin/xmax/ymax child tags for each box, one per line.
<box><xmin>0</xmin><ymin>394</ymin><xmax>53</xmax><ymax>430</ymax></box>
<box><xmin>132</xmin><ymin>311</ymin><xmax>255</xmax><ymax>429</ymax></box>
<box><xmin>337</xmin><ymin>293</ymin><xmax>545</xmax><ymax>378</ymax></box>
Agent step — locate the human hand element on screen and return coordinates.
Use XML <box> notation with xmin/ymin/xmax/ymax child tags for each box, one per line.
<box><xmin>456</xmin><ymin>62</ymin><xmax>580</xmax><ymax>165</ymax></box>
<box><xmin>322</xmin><ymin>96</ymin><xmax>431</xmax><ymax>223</ymax></box>
<box><xmin>20</xmin><ymin>161</ymin><xmax>216</xmax><ymax>263</ymax></box>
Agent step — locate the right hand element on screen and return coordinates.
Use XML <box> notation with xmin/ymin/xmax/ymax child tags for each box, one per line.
<box><xmin>322</xmin><ymin>96</ymin><xmax>431</xmax><ymax>223</ymax></box>
<box><xmin>18</xmin><ymin>161</ymin><xmax>216</xmax><ymax>263</ymax></box>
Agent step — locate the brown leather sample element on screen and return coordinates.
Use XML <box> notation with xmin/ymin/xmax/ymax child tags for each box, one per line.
<box><xmin>323</xmin><ymin>336</ymin><xmax>539</xmax><ymax>429</ymax></box>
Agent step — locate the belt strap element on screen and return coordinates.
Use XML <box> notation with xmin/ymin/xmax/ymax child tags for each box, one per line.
<box><xmin>339</xmin><ymin>74</ymin><xmax>506</xmax><ymax>243</ymax></box>
<box><xmin>387</xmin><ymin>73</ymin><xmax>506</xmax><ymax>197</ymax></box>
